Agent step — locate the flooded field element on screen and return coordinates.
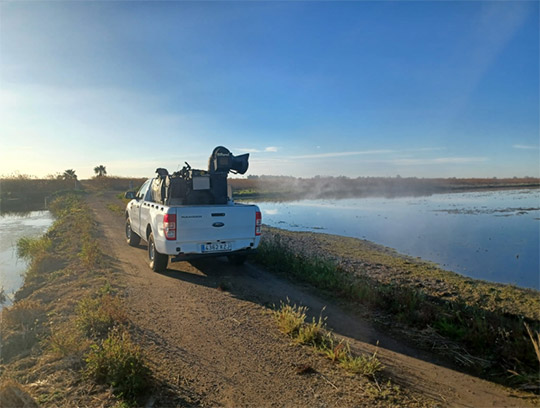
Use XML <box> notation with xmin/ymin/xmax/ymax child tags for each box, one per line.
<box><xmin>257</xmin><ymin>189</ymin><xmax>540</xmax><ymax>289</ymax></box>
<box><xmin>0</xmin><ymin>210</ymin><xmax>53</xmax><ymax>307</ymax></box>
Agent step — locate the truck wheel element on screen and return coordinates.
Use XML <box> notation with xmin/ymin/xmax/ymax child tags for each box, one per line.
<box><xmin>126</xmin><ymin>218</ymin><xmax>141</xmax><ymax>247</ymax></box>
<box><xmin>148</xmin><ymin>232</ymin><xmax>168</xmax><ymax>272</ymax></box>
<box><xmin>227</xmin><ymin>254</ymin><xmax>247</xmax><ymax>266</ymax></box>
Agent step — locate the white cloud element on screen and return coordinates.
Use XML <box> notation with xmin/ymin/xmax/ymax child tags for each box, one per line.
<box><xmin>236</xmin><ymin>146</ymin><xmax>279</xmax><ymax>153</ymax></box>
<box><xmin>236</xmin><ymin>148</ymin><xmax>260</xmax><ymax>153</ymax></box>
<box><xmin>288</xmin><ymin>147</ymin><xmax>445</xmax><ymax>160</ymax></box>
<box><xmin>390</xmin><ymin>157</ymin><xmax>487</xmax><ymax>166</ymax></box>
<box><xmin>290</xmin><ymin>150</ymin><xmax>395</xmax><ymax>159</ymax></box>
<box><xmin>512</xmin><ymin>144</ymin><xmax>539</xmax><ymax>150</ymax></box>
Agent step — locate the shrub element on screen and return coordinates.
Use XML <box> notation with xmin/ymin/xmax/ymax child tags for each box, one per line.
<box><xmin>76</xmin><ymin>294</ymin><xmax>126</xmax><ymax>339</ymax></box>
<box><xmin>85</xmin><ymin>328</ymin><xmax>150</xmax><ymax>400</ymax></box>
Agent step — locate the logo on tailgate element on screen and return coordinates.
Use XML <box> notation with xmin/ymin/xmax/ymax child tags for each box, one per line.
<box><xmin>212</xmin><ymin>222</ymin><xmax>225</xmax><ymax>228</ymax></box>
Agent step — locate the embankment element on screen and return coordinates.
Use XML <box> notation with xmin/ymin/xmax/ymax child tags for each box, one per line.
<box><xmin>256</xmin><ymin>226</ymin><xmax>540</xmax><ymax>392</ymax></box>
<box><xmin>0</xmin><ymin>193</ymin><xmax>150</xmax><ymax>406</ymax></box>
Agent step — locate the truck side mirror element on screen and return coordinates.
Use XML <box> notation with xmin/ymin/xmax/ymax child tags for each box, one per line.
<box><xmin>125</xmin><ymin>191</ymin><xmax>136</xmax><ymax>199</ymax></box>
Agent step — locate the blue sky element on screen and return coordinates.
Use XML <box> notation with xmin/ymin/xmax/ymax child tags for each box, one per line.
<box><xmin>1</xmin><ymin>1</ymin><xmax>538</xmax><ymax>179</ymax></box>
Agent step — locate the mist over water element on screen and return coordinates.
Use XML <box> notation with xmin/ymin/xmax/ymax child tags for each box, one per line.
<box><xmin>257</xmin><ymin>189</ymin><xmax>540</xmax><ymax>289</ymax></box>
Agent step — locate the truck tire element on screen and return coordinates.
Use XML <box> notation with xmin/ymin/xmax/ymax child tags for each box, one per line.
<box><xmin>148</xmin><ymin>232</ymin><xmax>168</xmax><ymax>272</ymax></box>
<box><xmin>227</xmin><ymin>254</ymin><xmax>247</xmax><ymax>265</ymax></box>
<box><xmin>126</xmin><ymin>218</ymin><xmax>141</xmax><ymax>247</ymax></box>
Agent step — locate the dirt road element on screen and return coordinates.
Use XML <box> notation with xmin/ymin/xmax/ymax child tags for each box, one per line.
<box><xmin>89</xmin><ymin>193</ymin><xmax>534</xmax><ymax>407</ymax></box>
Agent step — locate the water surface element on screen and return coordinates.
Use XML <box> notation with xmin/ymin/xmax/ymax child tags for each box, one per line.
<box><xmin>0</xmin><ymin>210</ymin><xmax>53</xmax><ymax>307</ymax></box>
<box><xmin>257</xmin><ymin>189</ymin><xmax>540</xmax><ymax>289</ymax></box>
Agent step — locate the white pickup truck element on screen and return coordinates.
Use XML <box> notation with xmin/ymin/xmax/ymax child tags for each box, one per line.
<box><xmin>124</xmin><ymin>147</ymin><xmax>262</xmax><ymax>272</ymax></box>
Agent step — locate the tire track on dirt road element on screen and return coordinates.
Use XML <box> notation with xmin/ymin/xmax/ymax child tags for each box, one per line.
<box><xmin>89</xmin><ymin>192</ymin><xmax>534</xmax><ymax>407</ymax></box>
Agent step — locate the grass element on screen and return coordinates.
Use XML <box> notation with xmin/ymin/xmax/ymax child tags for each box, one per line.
<box><xmin>85</xmin><ymin>328</ymin><xmax>150</xmax><ymax>401</ymax></box>
<box><xmin>79</xmin><ymin>239</ymin><xmax>104</xmax><ymax>268</ymax></box>
<box><xmin>107</xmin><ymin>203</ymin><xmax>125</xmax><ymax>214</ymax></box>
<box><xmin>82</xmin><ymin>176</ymin><xmax>146</xmax><ymax>192</ymax></box>
<box><xmin>0</xmin><ymin>379</ymin><xmax>36</xmax><ymax>407</ymax></box>
<box><xmin>0</xmin><ymin>299</ymin><xmax>45</xmax><ymax>363</ymax></box>
<box><xmin>0</xmin><ymin>174</ymin><xmax>79</xmax><ymax>211</ymax></box>
<box><xmin>339</xmin><ymin>344</ymin><xmax>383</xmax><ymax>376</ymax></box>
<box><xmin>274</xmin><ymin>299</ymin><xmax>307</xmax><ymax>336</ymax></box>
<box><xmin>49</xmin><ymin>323</ymin><xmax>91</xmax><ymax>357</ymax></box>
<box><xmin>273</xmin><ymin>300</ymin><xmax>384</xmax><ymax>378</ymax></box>
<box><xmin>16</xmin><ymin>236</ymin><xmax>52</xmax><ymax>260</ymax></box>
<box><xmin>0</xmin><ymin>299</ymin><xmax>44</xmax><ymax>331</ymax></box>
<box><xmin>76</xmin><ymin>293</ymin><xmax>127</xmax><ymax>339</ymax></box>
<box><xmin>525</xmin><ymin>323</ymin><xmax>540</xmax><ymax>363</ymax></box>
<box><xmin>258</xmin><ymin>230</ymin><xmax>540</xmax><ymax>392</ymax></box>
<box><xmin>2</xmin><ymin>193</ymin><xmax>152</xmax><ymax>406</ymax></box>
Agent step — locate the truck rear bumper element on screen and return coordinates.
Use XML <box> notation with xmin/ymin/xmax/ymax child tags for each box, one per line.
<box><xmin>170</xmin><ymin>248</ymin><xmax>256</xmax><ymax>262</ymax></box>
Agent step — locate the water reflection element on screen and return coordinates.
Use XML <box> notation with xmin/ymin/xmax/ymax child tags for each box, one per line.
<box><xmin>258</xmin><ymin>189</ymin><xmax>540</xmax><ymax>289</ymax></box>
<box><xmin>0</xmin><ymin>210</ymin><xmax>53</xmax><ymax>307</ymax></box>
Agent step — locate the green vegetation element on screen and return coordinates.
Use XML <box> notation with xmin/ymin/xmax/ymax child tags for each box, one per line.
<box><xmin>1</xmin><ymin>194</ymin><xmax>152</xmax><ymax>406</ymax></box>
<box><xmin>258</xmin><ymin>229</ymin><xmax>540</xmax><ymax>391</ymax></box>
<box><xmin>94</xmin><ymin>165</ymin><xmax>107</xmax><ymax>177</ymax></box>
<box><xmin>274</xmin><ymin>300</ymin><xmax>384</xmax><ymax>378</ymax></box>
<box><xmin>107</xmin><ymin>203</ymin><xmax>125</xmax><ymax>214</ymax></box>
<box><xmin>85</xmin><ymin>328</ymin><xmax>150</xmax><ymax>401</ymax></box>
<box><xmin>16</xmin><ymin>236</ymin><xmax>52</xmax><ymax>260</ymax></box>
<box><xmin>0</xmin><ymin>174</ymin><xmax>79</xmax><ymax>211</ymax></box>
<box><xmin>79</xmin><ymin>239</ymin><xmax>104</xmax><ymax>268</ymax></box>
<box><xmin>49</xmin><ymin>323</ymin><xmax>91</xmax><ymax>358</ymax></box>
<box><xmin>0</xmin><ymin>173</ymin><xmax>144</xmax><ymax>212</ymax></box>
<box><xmin>76</xmin><ymin>293</ymin><xmax>127</xmax><ymax>338</ymax></box>
<box><xmin>62</xmin><ymin>169</ymin><xmax>78</xmax><ymax>180</ymax></box>
<box><xmin>83</xmin><ymin>176</ymin><xmax>146</xmax><ymax>192</ymax></box>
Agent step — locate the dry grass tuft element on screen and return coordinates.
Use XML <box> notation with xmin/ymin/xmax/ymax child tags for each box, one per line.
<box><xmin>1</xmin><ymin>299</ymin><xmax>44</xmax><ymax>331</ymax></box>
<box><xmin>273</xmin><ymin>300</ymin><xmax>384</xmax><ymax>378</ymax></box>
<box><xmin>525</xmin><ymin>323</ymin><xmax>540</xmax><ymax>363</ymax></box>
<box><xmin>49</xmin><ymin>323</ymin><xmax>92</xmax><ymax>358</ymax></box>
<box><xmin>273</xmin><ymin>299</ymin><xmax>307</xmax><ymax>336</ymax></box>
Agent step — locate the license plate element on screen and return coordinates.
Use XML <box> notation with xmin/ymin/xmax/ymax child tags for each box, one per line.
<box><xmin>202</xmin><ymin>242</ymin><xmax>231</xmax><ymax>253</ymax></box>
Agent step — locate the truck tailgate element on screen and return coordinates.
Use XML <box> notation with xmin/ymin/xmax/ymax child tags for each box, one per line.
<box><xmin>176</xmin><ymin>205</ymin><xmax>257</xmax><ymax>243</ymax></box>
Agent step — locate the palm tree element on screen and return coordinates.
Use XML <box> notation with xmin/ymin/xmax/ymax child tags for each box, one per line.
<box><xmin>94</xmin><ymin>165</ymin><xmax>107</xmax><ymax>177</ymax></box>
<box><xmin>62</xmin><ymin>169</ymin><xmax>77</xmax><ymax>180</ymax></box>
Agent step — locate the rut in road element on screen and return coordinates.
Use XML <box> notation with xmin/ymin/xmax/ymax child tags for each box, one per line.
<box><xmin>88</xmin><ymin>192</ymin><xmax>534</xmax><ymax>407</ymax></box>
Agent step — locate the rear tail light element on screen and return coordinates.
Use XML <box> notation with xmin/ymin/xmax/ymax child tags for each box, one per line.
<box><xmin>164</xmin><ymin>213</ymin><xmax>176</xmax><ymax>240</ymax></box>
<box><xmin>255</xmin><ymin>211</ymin><xmax>262</xmax><ymax>236</ymax></box>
